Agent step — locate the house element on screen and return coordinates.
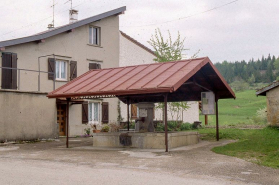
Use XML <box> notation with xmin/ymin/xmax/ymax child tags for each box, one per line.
<box><xmin>0</xmin><ymin>7</ymin><xmax>126</xmax><ymax>141</ymax></box>
<box><xmin>256</xmin><ymin>80</ymin><xmax>279</xmax><ymax>126</ymax></box>
<box><xmin>119</xmin><ymin>31</ymin><xmax>199</xmax><ymax>123</ymax></box>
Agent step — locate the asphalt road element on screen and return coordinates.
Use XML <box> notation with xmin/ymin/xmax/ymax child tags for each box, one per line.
<box><xmin>0</xmin><ymin>138</ymin><xmax>278</xmax><ymax>185</ymax></box>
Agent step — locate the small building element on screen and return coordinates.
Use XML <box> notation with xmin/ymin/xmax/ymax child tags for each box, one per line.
<box><xmin>119</xmin><ymin>31</ymin><xmax>199</xmax><ymax>123</ymax></box>
<box><xmin>256</xmin><ymin>80</ymin><xmax>279</xmax><ymax>126</ymax></box>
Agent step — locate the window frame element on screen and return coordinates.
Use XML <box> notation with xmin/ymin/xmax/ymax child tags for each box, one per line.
<box><xmin>89</xmin><ymin>26</ymin><xmax>101</xmax><ymax>46</ymax></box>
<box><xmin>88</xmin><ymin>101</ymin><xmax>101</xmax><ymax>124</ymax></box>
<box><xmin>55</xmin><ymin>60</ymin><xmax>68</xmax><ymax>81</ymax></box>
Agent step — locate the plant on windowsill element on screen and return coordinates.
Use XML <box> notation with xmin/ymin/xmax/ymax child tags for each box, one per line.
<box><xmin>91</xmin><ymin>124</ymin><xmax>101</xmax><ymax>133</ymax></box>
<box><xmin>101</xmin><ymin>125</ymin><xmax>110</xmax><ymax>132</ymax></box>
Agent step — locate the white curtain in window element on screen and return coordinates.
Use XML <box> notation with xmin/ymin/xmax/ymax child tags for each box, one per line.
<box><xmin>89</xmin><ymin>27</ymin><xmax>93</xmax><ymax>44</ymax></box>
<box><xmin>55</xmin><ymin>61</ymin><xmax>59</xmax><ymax>78</ymax></box>
<box><xmin>61</xmin><ymin>62</ymin><xmax>66</xmax><ymax>79</ymax></box>
<box><xmin>94</xmin><ymin>103</ymin><xmax>98</xmax><ymax>121</ymax></box>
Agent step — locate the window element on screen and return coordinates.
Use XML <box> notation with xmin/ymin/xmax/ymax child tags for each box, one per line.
<box><xmin>89</xmin><ymin>102</ymin><xmax>100</xmax><ymax>124</ymax></box>
<box><xmin>55</xmin><ymin>60</ymin><xmax>67</xmax><ymax>80</ymax></box>
<box><xmin>89</xmin><ymin>26</ymin><xmax>100</xmax><ymax>45</ymax></box>
<box><xmin>89</xmin><ymin>63</ymin><xmax>101</xmax><ymax>70</ymax></box>
<box><xmin>1</xmin><ymin>52</ymin><xmax>17</xmax><ymax>89</ymax></box>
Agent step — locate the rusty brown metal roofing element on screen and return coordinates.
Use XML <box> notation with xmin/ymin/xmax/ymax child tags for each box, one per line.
<box><xmin>256</xmin><ymin>80</ymin><xmax>279</xmax><ymax>96</ymax></box>
<box><xmin>47</xmin><ymin>57</ymin><xmax>235</xmax><ymax>101</ymax></box>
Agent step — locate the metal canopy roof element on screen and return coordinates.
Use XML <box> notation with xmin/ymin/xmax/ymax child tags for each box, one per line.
<box><xmin>47</xmin><ymin>57</ymin><xmax>235</xmax><ymax>102</ymax></box>
<box><xmin>0</xmin><ymin>7</ymin><xmax>126</xmax><ymax>48</ymax></box>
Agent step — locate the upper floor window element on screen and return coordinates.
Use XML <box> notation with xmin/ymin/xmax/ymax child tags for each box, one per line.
<box><xmin>55</xmin><ymin>60</ymin><xmax>67</xmax><ymax>80</ymax></box>
<box><xmin>89</xmin><ymin>26</ymin><xmax>100</xmax><ymax>45</ymax></box>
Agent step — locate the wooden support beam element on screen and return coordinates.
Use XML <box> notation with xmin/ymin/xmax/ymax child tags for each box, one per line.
<box><xmin>66</xmin><ymin>98</ymin><xmax>70</xmax><ymax>148</ymax></box>
<box><xmin>127</xmin><ymin>98</ymin><xmax>130</xmax><ymax>131</ymax></box>
<box><xmin>164</xmin><ymin>94</ymin><xmax>168</xmax><ymax>152</ymax></box>
<box><xmin>215</xmin><ymin>99</ymin><xmax>219</xmax><ymax>141</ymax></box>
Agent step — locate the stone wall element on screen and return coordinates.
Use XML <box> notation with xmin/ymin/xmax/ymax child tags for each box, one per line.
<box><xmin>266</xmin><ymin>87</ymin><xmax>279</xmax><ymax>126</ymax></box>
<box><xmin>0</xmin><ymin>90</ymin><xmax>57</xmax><ymax>142</ymax></box>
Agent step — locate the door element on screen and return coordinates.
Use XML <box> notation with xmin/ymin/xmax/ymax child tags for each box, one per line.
<box><xmin>57</xmin><ymin>104</ymin><xmax>66</xmax><ymax>136</ymax></box>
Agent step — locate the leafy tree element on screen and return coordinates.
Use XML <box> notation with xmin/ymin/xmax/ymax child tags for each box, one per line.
<box><xmin>148</xmin><ymin>28</ymin><xmax>192</xmax><ymax>122</ymax></box>
<box><xmin>148</xmin><ymin>29</ymin><xmax>185</xmax><ymax>62</ymax></box>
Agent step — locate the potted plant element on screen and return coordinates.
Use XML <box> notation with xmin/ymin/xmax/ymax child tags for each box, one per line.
<box><xmin>102</xmin><ymin>125</ymin><xmax>110</xmax><ymax>132</ymax></box>
<box><xmin>91</xmin><ymin>124</ymin><xmax>101</xmax><ymax>133</ymax></box>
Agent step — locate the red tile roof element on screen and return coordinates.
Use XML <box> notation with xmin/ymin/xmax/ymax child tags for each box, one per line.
<box><xmin>47</xmin><ymin>57</ymin><xmax>235</xmax><ymax>100</ymax></box>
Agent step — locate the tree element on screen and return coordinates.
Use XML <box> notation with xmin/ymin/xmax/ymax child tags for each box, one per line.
<box><xmin>148</xmin><ymin>28</ymin><xmax>192</xmax><ymax>122</ymax></box>
<box><xmin>148</xmin><ymin>29</ymin><xmax>185</xmax><ymax>62</ymax></box>
<box><xmin>274</xmin><ymin>57</ymin><xmax>279</xmax><ymax>70</ymax></box>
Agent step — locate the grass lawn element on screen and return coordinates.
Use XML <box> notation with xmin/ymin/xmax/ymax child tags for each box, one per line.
<box><xmin>199</xmin><ymin>127</ymin><xmax>279</xmax><ymax>169</ymax></box>
<box><xmin>199</xmin><ymin>90</ymin><xmax>266</xmax><ymax>126</ymax></box>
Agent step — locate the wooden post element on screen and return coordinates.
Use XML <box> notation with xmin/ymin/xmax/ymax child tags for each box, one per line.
<box><xmin>216</xmin><ymin>99</ymin><xmax>219</xmax><ymax>141</ymax></box>
<box><xmin>127</xmin><ymin>99</ymin><xmax>130</xmax><ymax>131</ymax></box>
<box><xmin>164</xmin><ymin>94</ymin><xmax>168</xmax><ymax>152</ymax></box>
<box><xmin>66</xmin><ymin>98</ymin><xmax>70</xmax><ymax>148</ymax></box>
<box><xmin>205</xmin><ymin>115</ymin><xmax>208</xmax><ymax>125</ymax></box>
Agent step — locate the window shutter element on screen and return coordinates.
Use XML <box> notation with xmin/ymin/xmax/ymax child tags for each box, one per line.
<box><xmin>1</xmin><ymin>53</ymin><xmax>12</xmax><ymax>89</ymax></box>
<box><xmin>89</xmin><ymin>63</ymin><xmax>101</xmax><ymax>70</ymax></box>
<box><xmin>102</xmin><ymin>102</ymin><xmax>109</xmax><ymax>123</ymax></box>
<box><xmin>48</xmin><ymin>58</ymin><xmax>55</xmax><ymax>80</ymax></box>
<box><xmin>11</xmin><ymin>53</ymin><xmax>17</xmax><ymax>89</ymax></box>
<box><xmin>82</xmin><ymin>102</ymin><xmax>88</xmax><ymax>124</ymax></box>
<box><xmin>131</xmin><ymin>104</ymin><xmax>138</xmax><ymax>119</ymax></box>
<box><xmin>70</xmin><ymin>61</ymin><xmax>77</xmax><ymax>80</ymax></box>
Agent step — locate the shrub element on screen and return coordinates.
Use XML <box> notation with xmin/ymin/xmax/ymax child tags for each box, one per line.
<box><xmin>180</xmin><ymin>122</ymin><xmax>192</xmax><ymax>130</ymax></box>
<box><xmin>251</xmin><ymin>107</ymin><xmax>267</xmax><ymax>124</ymax></box>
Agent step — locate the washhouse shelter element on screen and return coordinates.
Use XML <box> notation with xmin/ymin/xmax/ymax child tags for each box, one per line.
<box><xmin>47</xmin><ymin>57</ymin><xmax>235</xmax><ymax>152</ymax></box>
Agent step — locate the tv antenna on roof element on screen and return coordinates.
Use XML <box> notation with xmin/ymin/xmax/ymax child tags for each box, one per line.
<box><xmin>48</xmin><ymin>0</ymin><xmax>57</xmax><ymax>29</ymax></box>
<box><xmin>65</xmin><ymin>0</ymin><xmax>73</xmax><ymax>10</ymax></box>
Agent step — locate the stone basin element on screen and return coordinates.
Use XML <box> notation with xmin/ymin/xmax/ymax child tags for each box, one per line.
<box><xmin>92</xmin><ymin>131</ymin><xmax>199</xmax><ymax>149</ymax></box>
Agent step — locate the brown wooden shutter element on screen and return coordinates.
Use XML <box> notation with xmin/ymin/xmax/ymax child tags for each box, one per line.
<box><xmin>48</xmin><ymin>58</ymin><xmax>55</xmax><ymax>80</ymax></box>
<box><xmin>1</xmin><ymin>53</ymin><xmax>12</xmax><ymax>89</ymax></box>
<box><xmin>102</xmin><ymin>102</ymin><xmax>109</xmax><ymax>123</ymax></box>
<box><xmin>70</xmin><ymin>61</ymin><xmax>77</xmax><ymax>80</ymax></box>
<box><xmin>82</xmin><ymin>102</ymin><xmax>88</xmax><ymax>124</ymax></box>
<box><xmin>89</xmin><ymin>63</ymin><xmax>101</xmax><ymax>70</ymax></box>
<box><xmin>131</xmin><ymin>104</ymin><xmax>138</xmax><ymax>120</ymax></box>
<box><xmin>11</xmin><ymin>53</ymin><xmax>17</xmax><ymax>89</ymax></box>
<box><xmin>1</xmin><ymin>52</ymin><xmax>17</xmax><ymax>89</ymax></box>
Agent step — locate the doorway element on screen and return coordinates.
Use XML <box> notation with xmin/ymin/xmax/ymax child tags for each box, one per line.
<box><xmin>57</xmin><ymin>104</ymin><xmax>66</xmax><ymax>136</ymax></box>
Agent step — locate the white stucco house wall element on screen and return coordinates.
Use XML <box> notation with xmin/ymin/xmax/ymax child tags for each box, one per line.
<box><xmin>119</xmin><ymin>31</ymin><xmax>199</xmax><ymax>124</ymax></box>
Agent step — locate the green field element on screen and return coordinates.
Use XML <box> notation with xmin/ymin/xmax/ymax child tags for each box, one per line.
<box><xmin>199</xmin><ymin>90</ymin><xmax>267</xmax><ymax>126</ymax></box>
<box><xmin>199</xmin><ymin>127</ymin><xmax>279</xmax><ymax>169</ymax></box>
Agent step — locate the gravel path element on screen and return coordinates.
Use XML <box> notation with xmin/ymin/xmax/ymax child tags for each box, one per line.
<box><xmin>0</xmin><ymin>138</ymin><xmax>278</xmax><ymax>185</ymax></box>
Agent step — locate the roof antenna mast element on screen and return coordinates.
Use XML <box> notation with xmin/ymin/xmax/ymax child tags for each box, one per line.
<box><xmin>48</xmin><ymin>0</ymin><xmax>57</xmax><ymax>29</ymax></box>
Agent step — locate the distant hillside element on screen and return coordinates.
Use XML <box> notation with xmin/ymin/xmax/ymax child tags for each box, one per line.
<box><xmin>214</xmin><ymin>54</ymin><xmax>279</xmax><ymax>84</ymax></box>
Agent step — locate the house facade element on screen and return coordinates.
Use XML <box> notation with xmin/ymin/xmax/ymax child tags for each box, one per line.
<box><xmin>256</xmin><ymin>81</ymin><xmax>279</xmax><ymax>126</ymax></box>
<box><xmin>0</xmin><ymin>7</ymin><xmax>126</xmax><ymax>141</ymax></box>
<box><xmin>119</xmin><ymin>31</ymin><xmax>199</xmax><ymax>124</ymax></box>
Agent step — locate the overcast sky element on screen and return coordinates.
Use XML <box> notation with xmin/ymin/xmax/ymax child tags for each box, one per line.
<box><xmin>0</xmin><ymin>0</ymin><xmax>278</xmax><ymax>63</ymax></box>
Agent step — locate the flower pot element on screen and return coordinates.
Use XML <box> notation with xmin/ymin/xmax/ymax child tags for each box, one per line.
<box><xmin>93</xmin><ymin>130</ymin><xmax>101</xmax><ymax>133</ymax></box>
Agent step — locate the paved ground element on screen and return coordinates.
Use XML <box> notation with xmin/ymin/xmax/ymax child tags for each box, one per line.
<box><xmin>0</xmin><ymin>137</ymin><xmax>278</xmax><ymax>185</ymax></box>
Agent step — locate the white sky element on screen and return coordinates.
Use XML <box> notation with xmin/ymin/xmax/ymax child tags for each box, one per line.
<box><xmin>0</xmin><ymin>0</ymin><xmax>278</xmax><ymax>63</ymax></box>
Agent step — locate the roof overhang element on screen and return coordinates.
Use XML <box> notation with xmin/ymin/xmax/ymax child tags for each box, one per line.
<box><xmin>0</xmin><ymin>6</ymin><xmax>126</xmax><ymax>48</ymax></box>
<box><xmin>47</xmin><ymin>57</ymin><xmax>235</xmax><ymax>103</ymax></box>
<box><xmin>256</xmin><ymin>80</ymin><xmax>279</xmax><ymax>96</ymax></box>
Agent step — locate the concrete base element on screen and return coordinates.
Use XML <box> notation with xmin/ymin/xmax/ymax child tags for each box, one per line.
<box><xmin>93</xmin><ymin>132</ymin><xmax>199</xmax><ymax>149</ymax></box>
